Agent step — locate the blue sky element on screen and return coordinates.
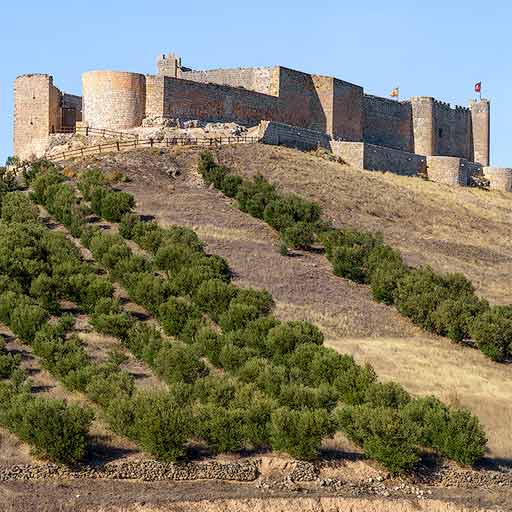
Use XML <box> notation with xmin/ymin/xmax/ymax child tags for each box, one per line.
<box><xmin>1</xmin><ymin>0</ymin><xmax>510</xmax><ymax>165</ymax></box>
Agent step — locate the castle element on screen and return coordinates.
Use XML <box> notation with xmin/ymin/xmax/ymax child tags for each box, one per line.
<box><xmin>13</xmin><ymin>52</ymin><xmax>512</xmax><ymax>191</ymax></box>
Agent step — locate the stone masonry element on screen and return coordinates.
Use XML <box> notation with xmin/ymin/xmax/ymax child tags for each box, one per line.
<box><xmin>14</xmin><ymin>51</ymin><xmax>498</xmax><ymax>191</ymax></box>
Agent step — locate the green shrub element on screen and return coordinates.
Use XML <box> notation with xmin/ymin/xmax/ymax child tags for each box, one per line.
<box><xmin>363</xmin><ymin>382</ymin><xmax>411</xmax><ymax>409</ymax></box>
<box><xmin>118</xmin><ymin>213</ymin><xmax>139</xmax><ymax>239</ymax></box>
<box><xmin>282</xmin><ymin>222</ymin><xmax>316</xmax><ymax>249</ymax></box>
<box><xmin>236</xmin><ymin>176</ymin><xmax>277</xmax><ymax>218</ymax></box>
<box><xmin>85</xmin><ymin>363</ymin><xmax>135</xmax><ymax>408</ymax></box>
<box><xmin>154</xmin><ymin>243</ymin><xmax>197</xmax><ymax>273</ymax></box>
<box><xmin>100</xmin><ymin>191</ymin><xmax>135</xmax><ymax>222</ymax></box>
<box><xmin>469</xmin><ymin>306</ymin><xmax>512</xmax><ymax>362</ymax></box>
<box><xmin>237</xmin><ymin>357</ymin><xmax>288</xmax><ymax>397</ymax></box>
<box><xmin>10</xmin><ymin>302</ymin><xmax>48</xmax><ymax>342</ymax></box>
<box><xmin>332</xmin><ymin>362</ymin><xmax>377</xmax><ymax>405</ymax></box>
<box><xmin>124</xmin><ymin>323</ymin><xmax>163</xmax><ymax>364</ymax></box>
<box><xmin>0</xmin><ymin>339</ymin><xmax>21</xmax><ymax>378</ymax></box>
<box><xmin>195</xmin><ymin>403</ymin><xmax>246</xmax><ymax>454</ymax></box>
<box><xmin>77</xmin><ymin>169</ymin><xmax>107</xmax><ymax>201</ymax></box>
<box><xmin>231</xmin><ymin>287</ymin><xmax>273</xmax><ymax>316</ymax></box>
<box><xmin>218</xmin><ymin>303</ymin><xmax>261</xmax><ymax>332</ymax></box>
<box><xmin>220</xmin><ymin>174</ymin><xmax>243</xmax><ymax>198</ymax></box>
<box><xmin>195</xmin><ymin>328</ymin><xmax>223</xmax><ymax>367</ymax></box>
<box><xmin>335</xmin><ymin>404</ymin><xmax>420</xmax><ymax>474</ymax></box>
<box><xmin>218</xmin><ymin>343</ymin><xmax>258</xmax><ymax>372</ymax></box>
<box><xmin>401</xmin><ymin>396</ymin><xmax>487</xmax><ymax>465</ymax></box>
<box><xmin>6</xmin><ymin>394</ymin><xmax>93</xmax><ymax>464</ymax></box>
<box><xmin>270</xmin><ymin>407</ymin><xmax>334</xmax><ymax>460</ymax></box>
<box><xmin>394</xmin><ymin>267</ymin><xmax>475</xmax><ymax>332</ymax></box>
<box><xmin>153</xmin><ymin>343</ymin><xmax>208</xmax><ymax>384</ymax></box>
<box><xmin>263</xmin><ymin>194</ymin><xmax>321</xmax><ymax>232</ymax></box>
<box><xmin>432</xmin><ymin>295</ymin><xmax>489</xmax><ymax>343</ymax></box>
<box><xmin>126</xmin><ymin>272</ymin><xmax>170</xmax><ymax>312</ymax></box>
<box><xmin>367</xmin><ymin>245</ymin><xmax>407</xmax><ymax>305</ymax></box>
<box><xmin>1</xmin><ymin>192</ymin><xmax>38</xmax><ymax>223</ymax></box>
<box><xmin>194</xmin><ymin>279</ymin><xmax>237</xmax><ymax>321</ymax></box>
<box><xmin>265</xmin><ymin>320</ymin><xmax>324</xmax><ymax>357</ymax></box>
<box><xmin>158</xmin><ymin>297</ymin><xmax>201</xmax><ymax>337</ymax></box>
<box><xmin>132</xmin><ymin>391</ymin><xmax>192</xmax><ymax>461</ymax></box>
<box><xmin>90</xmin><ymin>300</ymin><xmax>134</xmax><ymax>340</ymax></box>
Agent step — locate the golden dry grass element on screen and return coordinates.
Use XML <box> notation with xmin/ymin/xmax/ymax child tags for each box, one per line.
<box><xmin>67</xmin><ymin>145</ymin><xmax>512</xmax><ymax>461</ymax></box>
<box><xmin>215</xmin><ymin>144</ymin><xmax>512</xmax><ymax>305</ymax></box>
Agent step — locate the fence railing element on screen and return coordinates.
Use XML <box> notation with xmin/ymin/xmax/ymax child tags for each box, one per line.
<box><xmin>48</xmin><ymin>135</ymin><xmax>260</xmax><ymax>162</ymax></box>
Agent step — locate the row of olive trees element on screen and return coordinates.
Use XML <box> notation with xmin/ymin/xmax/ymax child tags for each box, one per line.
<box><xmin>197</xmin><ymin>152</ymin><xmax>512</xmax><ymax>363</ymax></box>
<box><xmin>23</xmin><ymin>162</ymin><xmax>488</xmax><ymax>474</ymax></box>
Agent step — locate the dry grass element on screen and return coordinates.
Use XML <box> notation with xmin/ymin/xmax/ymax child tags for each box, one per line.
<box><xmin>65</xmin><ymin>146</ymin><xmax>512</xmax><ymax>462</ymax></box>
<box><xmin>215</xmin><ymin>144</ymin><xmax>512</xmax><ymax>305</ymax></box>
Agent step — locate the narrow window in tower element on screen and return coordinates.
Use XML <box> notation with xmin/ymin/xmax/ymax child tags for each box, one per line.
<box><xmin>438</xmin><ymin>128</ymin><xmax>444</xmax><ymax>138</ymax></box>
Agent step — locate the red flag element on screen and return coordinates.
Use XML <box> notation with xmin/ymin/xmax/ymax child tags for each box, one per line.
<box><xmin>475</xmin><ymin>82</ymin><xmax>482</xmax><ymax>93</ymax></box>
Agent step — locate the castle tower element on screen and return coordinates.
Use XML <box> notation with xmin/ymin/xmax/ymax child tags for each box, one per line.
<box><xmin>157</xmin><ymin>53</ymin><xmax>182</xmax><ymax>78</ymax></box>
<box><xmin>82</xmin><ymin>71</ymin><xmax>146</xmax><ymax>130</ymax></box>
<box><xmin>410</xmin><ymin>96</ymin><xmax>435</xmax><ymax>156</ymax></box>
<box><xmin>470</xmin><ymin>99</ymin><xmax>490</xmax><ymax>166</ymax></box>
<box><xmin>13</xmin><ymin>74</ymin><xmax>62</xmax><ymax>159</ymax></box>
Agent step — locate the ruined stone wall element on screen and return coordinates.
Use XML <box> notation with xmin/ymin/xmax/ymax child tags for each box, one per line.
<box><xmin>363</xmin><ymin>95</ymin><xmax>413</xmax><ymax>151</ymax></box>
<box><xmin>258</xmin><ymin>121</ymin><xmax>331</xmax><ymax>150</ymax></box>
<box><xmin>14</xmin><ymin>74</ymin><xmax>54</xmax><ymax>159</ymax></box>
<box><xmin>82</xmin><ymin>71</ymin><xmax>146</xmax><ymax>129</ymax></box>
<box><xmin>432</xmin><ymin>101</ymin><xmax>472</xmax><ymax>160</ymax></box>
<box><xmin>146</xmin><ymin>75</ymin><xmax>279</xmax><ymax>126</ymax></box>
<box><xmin>470</xmin><ymin>100</ymin><xmax>490</xmax><ymax>166</ymax></box>
<box><xmin>181</xmin><ymin>67</ymin><xmax>277</xmax><ymax>96</ymax></box>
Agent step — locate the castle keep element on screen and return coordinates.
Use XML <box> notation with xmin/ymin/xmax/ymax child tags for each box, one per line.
<box><xmin>14</xmin><ymin>52</ymin><xmax>506</xmax><ymax>189</ymax></box>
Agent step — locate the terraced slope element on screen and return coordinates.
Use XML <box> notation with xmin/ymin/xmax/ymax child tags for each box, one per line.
<box><xmin>64</xmin><ymin>146</ymin><xmax>512</xmax><ymax>461</ymax></box>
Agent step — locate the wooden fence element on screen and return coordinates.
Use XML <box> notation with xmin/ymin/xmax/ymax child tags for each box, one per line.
<box><xmin>49</xmin><ymin>135</ymin><xmax>260</xmax><ymax>162</ymax></box>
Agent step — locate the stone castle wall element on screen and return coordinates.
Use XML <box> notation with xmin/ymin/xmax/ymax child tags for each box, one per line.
<box><xmin>363</xmin><ymin>95</ymin><xmax>413</xmax><ymax>152</ymax></box>
<box><xmin>432</xmin><ymin>100</ymin><xmax>472</xmax><ymax>160</ymax></box>
<box><xmin>181</xmin><ymin>67</ymin><xmax>277</xmax><ymax>96</ymax></box>
<box><xmin>483</xmin><ymin>167</ymin><xmax>512</xmax><ymax>192</ymax></box>
<box><xmin>13</xmin><ymin>53</ymin><xmax>492</xmax><ymax>178</ymax></box>
<box><xmin>146</xmin><ymin>75</ymin><xmax>279</xmax><ymax>126</ymax></box>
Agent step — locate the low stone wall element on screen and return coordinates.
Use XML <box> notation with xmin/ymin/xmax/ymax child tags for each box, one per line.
<box><xmin>0</xmin><ymin>460</ymin><xmax>260</xmax><ymax>482</ymax></box>
<box><xmin>258</xmin><ymin>121</ymin><xmax>331</xmax><ymax>150</ymax></box>
<box><xmin>331</xmin><ymin>141</ymin><xmax>425</xmax><ymax>176</ymax></box>
<box><xmin>427</xmin><ymin>156</ymin><xmax>467</xmax><ymax>186</ymax></box>
<box><xmin>483</xmin><ymin>167</ymin><xmax>512</xmax><ymax>192</ymax></box>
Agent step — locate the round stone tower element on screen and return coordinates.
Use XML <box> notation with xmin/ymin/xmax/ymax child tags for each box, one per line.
<box><xmin>82</xmin><ymin>71</ymin><xmax>146</xmax><ymax>130</ymax></box>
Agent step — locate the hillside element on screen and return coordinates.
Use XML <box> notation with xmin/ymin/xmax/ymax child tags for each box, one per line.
<box><xmin>63</xmin><ymin>144</ymin><xmax>512</xmax><ymax>462</ymax></box>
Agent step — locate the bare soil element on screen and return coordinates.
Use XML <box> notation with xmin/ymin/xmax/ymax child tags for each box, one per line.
<box><xmin>13</xmin><ymin>144</ymin><xmax>510</xmax><ymax>510</ymax></box>
<box><xmin>64</xmin><ymin>146</ymin><xmax>512</xmax><ymax>461</ymax></box>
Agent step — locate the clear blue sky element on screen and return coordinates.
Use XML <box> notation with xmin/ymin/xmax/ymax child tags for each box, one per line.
<box><xmin>1</xmin><ymin>0</ymin><xmax>510</xmax><ymax>165</ymax></box>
